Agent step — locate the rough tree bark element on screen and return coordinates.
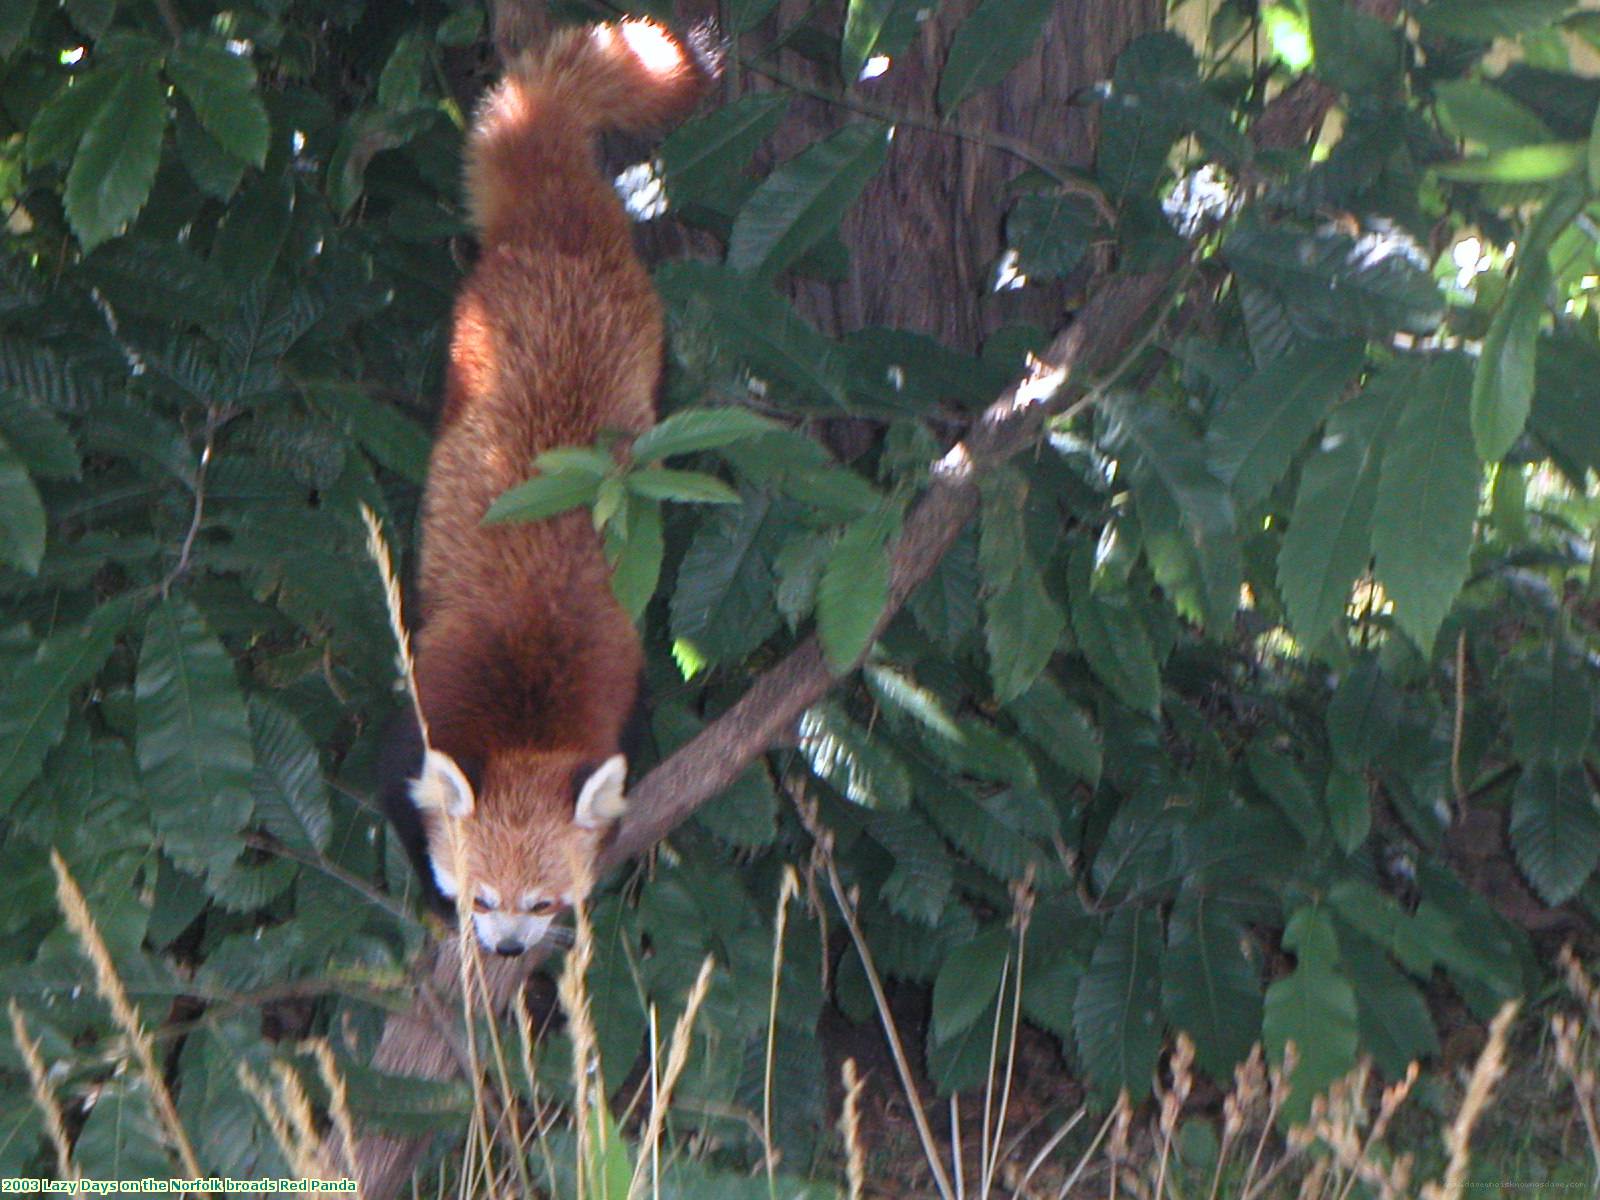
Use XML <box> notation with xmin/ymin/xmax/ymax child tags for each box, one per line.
<box><xmin>344</xmin><ymin>0</ymin><xmax>1399</xmax><ymax>1192</ymax></box>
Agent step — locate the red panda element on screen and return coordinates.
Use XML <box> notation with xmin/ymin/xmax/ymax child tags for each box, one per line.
<box><xmin>382</xmin><ymin>19</ymin><xmax>714</xmax><ymax>957</ymax></box>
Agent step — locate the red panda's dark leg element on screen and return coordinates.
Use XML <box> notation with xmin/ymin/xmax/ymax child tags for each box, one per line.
<box><xmin>376</xmin><ymin>707</ymin><xmax>454</xmax><ymax>917</ymax></box>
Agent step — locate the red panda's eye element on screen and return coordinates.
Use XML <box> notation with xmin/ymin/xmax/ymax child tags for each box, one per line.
<box><xmin>531</xmin><ymin>899</ymin><xmax>557</xmax><ymax>915</ymax></box>
<box><xmin>473</xmin><ymin>897</ymin><xmax>491</xmax><ymax>913</ymax></box>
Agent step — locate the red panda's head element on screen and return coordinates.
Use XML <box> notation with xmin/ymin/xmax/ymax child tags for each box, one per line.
<box><xmin>408</xmin><ymin>749</ymin><xmax>628</xmax><ymax>955</ymax></box>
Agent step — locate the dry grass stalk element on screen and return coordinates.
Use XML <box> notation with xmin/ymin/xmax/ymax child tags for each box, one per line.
<box><xmin>359</xmin><ymin>504</ymin><xmax>429</xmax><ymax>740</ymax></box>
<box><xmin>981</xmin><ymin>874</ymin><xmax>1035</xmax><ymax>1200</ymax></box>
<box><xmin>9</xmin><ymin>1000</ymin><xmax>77</xmax><ymax>1181</ymax></box>
<box><xmin>840</xmin><ymin>1058</ymin><xmax>867</xmax><ymax>1200</ymax></box>
<box><xmin>557</xmin><ymin>888</ymin><xmax>602</xmax><ymax>1200</ymax></box>
<box><xmin>1551</xmin><ymin>1012</ymin><xmax>1600</xmax><ymax>1172</ymax></box>
<box><xmin>1423</xmin><ymin>999</ymin><xmax>1519</xmax><ymax>1200</ymax></box>
<box><xmin>305</xmin><ymin>1038</ymin><xmax>363</xmax><ymax>1187</ymax></box>
<box><xmin>1104</xmin><ymin>1091</ymin><xmax>1132</xmax><ymax>1200</ymax></box>
<box><xmin>236</xmin><ymin>1061</ymin><xmax>326</xmax><ymax>1182</ymax></box>
<box><xmin>763</xmin><ymin>867</ymin><xmax>801</xmax><ymax>1186</ymax></box>
<box><xmin>1209</xmin><ymin>1044</ymin><xmax>1265</xmax><ymax>1200</ymax></box>
<box><xmin>796</xmin><ymin>791</ymin><xmax>957</xmax><ymax>1200</ymax></box>
<box><xmin>1052</xmin><ymin>1101</ymin><xmax>1122</xmax><ymax>1200</ymax></box>
<box><xmin>1153</xmin><ymin>1035</ymin><xmax>1194</xmax><ymax>1200</ymax></box>
<box><xmin>628</xmin><ymin>953</ymin><xmax>716</xmax><ymax>1200</ymax></box>
<box><xmin>51</xmin><ymin>849</ymin><xmax>202</xmax><ymax>1179</ymax></box>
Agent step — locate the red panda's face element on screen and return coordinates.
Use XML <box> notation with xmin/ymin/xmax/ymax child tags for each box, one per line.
<box><xmin>410</xmin><ymin>750</ymin><xmax>628</xmax><ymax>956</ymax></box>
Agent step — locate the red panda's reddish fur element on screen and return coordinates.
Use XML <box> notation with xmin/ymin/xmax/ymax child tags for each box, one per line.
<box><xmin>404</xmin><ymin>20</ymin><xmax>712</xmax><ymax>930</ymax></box>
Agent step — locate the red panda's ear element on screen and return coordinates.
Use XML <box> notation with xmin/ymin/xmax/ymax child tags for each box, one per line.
<box><xmin>574</xmin><ymin>754</ymin><xmax>628</xmax><ymax>828</ymax></box>
<box><xmin>412</xmin><ymin>749</ymin><xmax>476</xmax><ymax>818</ymax></box>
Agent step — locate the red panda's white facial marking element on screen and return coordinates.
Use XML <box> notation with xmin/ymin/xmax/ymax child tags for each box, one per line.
<box><xmin>413</xmin><ymin>751</ymin><xmax>628</xmax><ymax>955</ymax></box>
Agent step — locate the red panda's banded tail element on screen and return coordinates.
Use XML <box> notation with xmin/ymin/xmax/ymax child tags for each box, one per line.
<box><xmin>466</xmin><ymin>20</ymin><xmax>716</xmax><ymax>243</ymax></box>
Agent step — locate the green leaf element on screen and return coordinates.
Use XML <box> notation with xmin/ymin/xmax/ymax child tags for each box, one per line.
<box><xmin>606</xmin><ymin>496</ymin><xmax>663</xmax><ymax>621</ymax></box>
<box><xmin>817</xmin><ymin>513</ymin><xmax>894</xmax><ymax>672</ymax></box>
<box><xmin>1506</xmin><ymin>641</ymin><xmax>1594</xmax><ymax>766</ymax></box>
<box><xmin>73</xmin><ymin>1079</ymin><xmax>172</xmax><ymax>1180</ymax></box>
<box><xmin>0</xmin><ymin>0</ymin><xmax>37</xmax><ymax>57</ymax></box>
<box><xmin>656</xmin><ymin>262</ymin><xmax>847</xmax><ymax>408</ymax></box>
<box><xmin>1008</xmin><ymin>192</ymin><xmax>1100</xmax><ymax>280</ymax></box>
<box><xmin>377</xmin><ymin>30</ymin><xmax>428</xmax><ymax>112</ymax></box>
<box><xmin>625</xmin><ymin>467</ymin><xmax>739</xmax><ymax>505</ymax></box>
<box><xmin>1418</xmin><ymin>0</ymin><xmax>1572</xmax><ymax>39</ymax></box>
<box><xmin>1247</xmin><ymin>743</ymin><xmax>1323</xmax><ymax>845</ymax></box>
<box><xmin>1161</xmin><ymin>889</ymin><xmax>1260</xmax><ymax>1080</ymax></box>
<box><xmin>658</xmin><ymin>94</ymin><xmax>790</xmax><ymax>204</ymax></box>
<box><xmin>248</xmin><ymin>698</ymin><xmax>329</xmax><ymax>854</ymax></box>
<box><xmin>1339</xmin><ymin>934</ymin><xmax>1438</xmax><ymax>1077</ymax></box>
<box><xmin>1206</xmin><ymin>338</ymin><xmax>1365</xmax><ymax>507</ymax></box>
<box><xmin>25</xmin><ymin>68</ymin><xmax>121</xmax><ymax>167</ymax></box>
<box><xmin>1263</xmin><ymin>910</ymin><xmax>1358</xmax><ymax>1125</ymax></box>
<box><xmin>985</xmin><ymin>566</ymin><xmax>1066</xmax><ymax>704</ymax></box>
<box><xmin>932</xmin><ymin>926</ymin><xmax>1010</xmax><ymax>1043</ymax></box>
<box><xmin>0</xmin><ymin>433</ymin><xmax>45</xmax><ymax>575</ymax></box>
<box><xmin>1305</xmin><ymin>0</ymin><xmax>1400</xmax><ymax>94</ymax></box>
<box><xmin>1371</xmin><ymin>356</ymin><xmax>1479</xmax><ymax>653</ymax></box>
<box><xmin>799</xmin><ymin>703</ymin><xmax>910</xmax><ymax>810</ymax></box>
<box><xmin>167</xmin><ymin>40</ymin><xmax>270</xmax><ymax>167</ymax></box>
<box><xmin>1073</xmin><ymin>906</ymin><xmax>1164</xmax><ymax>1098</ymax></box>
<box><xmin>938</xmin><ymin>0</ymin><xmax>1056</xmax><ymax>111</ymax></box>
<box><xmin>842</xmin><ymin>0</ymin><xmax>897</xmax><ymax>82</ymax></box>
<box><xmin>0</xmin><ymin>398</ymin><xmax>79</xmax><ymax>480</ymax></box>
<box><xmin>1472</xmin><ymin>180</ymin><xmax>1584</xmax><ymax>461</ymax></box>
<box><xmin>1276</xmin><ymin>389</ymin><xmax>1394</xmax><ymax>647</ymax></box>
<box><xmin>136</xmin><ymin>600</ymin><xmax>254</xmax><ymax>880</ymax></box>
<box><xmin>1005</xmin><ymin>675</ymin><xmax>1101</xmax><ymax>787</ymax></box>
<box><xmin>1326</xmin><ymin>658</ymin><xmax>1399</xmax><ymax>771</ymax></box>
<box><xmin>631</xmin><ymin>408</ymin><xmax>780</xmax><ymax>464</ymax></box>
<box><xmin>669</xmin><ymin>490</ymin><xmax>783</xmax><ymax>664</ymax></box>
<box><xmin>1510</xmin><ymin>762</ymin><xmax>1600</xmax><ymax>905</ymax></box>
<box><xmin>0</xmin><ymin>596</ymin><xmax>134</xmax><ymax>813</ymax></box>
<box><xmin>64</xmin><ymin>63</ymin><xmax>167</xmax><ymax>250</ymax></box>
<box><xmin>727</xmin><ymin>123</ymin><xmax>890</xmax><ymax>279</ymax></box>
<box><xmin>1434</xmin><ymin>142</ymin><xmax>1583</xmax><ymax>183</ymax></box>
<box><xmin>1434</xmin><ymin>81</ymin><xmax>1557</xmax><ymax>152</ymax></box>
<box><xmin>484</xmin><ymin>469</ymin><xmax>603</xmax><ymax>524</ymax></box>
<box><xmin>175</xmin><ymin>101</ymin><xmax>244</xmax><ymax>199</ymax></box>
<box><xmin>866</xmin><ymin>807</ymin><xmax>954</xmax><ymax>924</ymax></box>
<box><xmin>1067</xmin><ymin>542</ymin><xmax>1161</xmax><ymax>716</ymax></box>
<box><xmin>335</xmin><ymin>1061</ymin><xmax>473</xmax><ymax>1135</ymax></box>
<box><xmin>1223</xmin><ymin>220</ymin><xmax>1444</xmax><ymax>339</ymax></box>
<box><xmin>1324</xmin><ymin>767</ymin><xmax>1371</xmax><ymax>854</ymax></box>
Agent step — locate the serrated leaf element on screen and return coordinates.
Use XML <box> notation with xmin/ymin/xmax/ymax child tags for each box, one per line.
<box><xmin>1263</xmin><ymin>910</ymin><xmax>1358</xmax><ymax>1125</ymax></box>
<box><xmin>0</xmin><ymin>433</ymin><xmax>45</xmax><ymax>575</ymax></box>
<box><xmin>0</xmin><ymin>399</ymin><xmax>77</xmax><ymax>481</ymax></box>
<box><xmin>335</xmin><ymin>1061</ymin><xmax>474</xmax><ymax>1135</ymax></box>
<box><xmin>25</xmin><ymin>68</ymin><xmax>121</xmax><ymax>167</ymax></box>
<box><xmin>985</xmin><ymin>566</ymin><xmax>1066</xmax><ymax>703</ymax></box>
<box><xmin>167</xmin><ymin>40</ymin><xmax>270</xmax><ymax>167</ymax></box>
<box><xmin>1206</xmin><ymin>338</ymin><xmax>1365</xmax><ymax>507</ymax></box>
<box><xmin>798</xmin><ymin>703</ymin><xmax>910</xmax><ymax>810</ymax></box>
<box><xmin>865</xmin><ymin>807</ymin><xmax>953</xmax><ymax>924</ymax></box>
<box><xmin>1073</xmin><ymin>906</ymin><xmax>1164</xmax><ymax>1098</ymax></box>
<box><xmin>0</xmin><ymin>597</ymin><xmax>134</xmax><ymax>814</ymax></box>
<box><xmin>938</xmin><ymin>0</ymin><xmax>1056</xmax><ymax>111</ymax></box>
<box><xmin>669</xmin><ymin>489</ymin><xmax>783</xmax><ymax>663</ymax></box>
<box><xmin>484</xmin><ymin>469</ymin><xmax>603</xmax><ymax>523</ymax></box>
<box><xmin>1506</xmin><ymin>641</ymin><xmax>1593</xmax><ymax>766</ymax></box>
<box><xmin>1371</xmin><ymin>356</ymin><xmax>1479</xmax><ymax>653</ymax></box>
<box><xmin>1510</xmin><ymin>762</ymin><xmax>1600</xmax><ymax>905</ymax></box>
<box><xmin>625</xmin><ymin>467</ymin><xmax>739</xmax><ymax>505</ymax></box>
<box><xmin>1161</xmin><ymin>890</ymin><xmax>1260</xmax><ymax>1080</ymax></box>
<box><xmin>136</xmin><ymin>600</ymin><xmax>254</xmax><ymax>880</ymax></box>
<box><xmin>1006</xmin><ymin>675</ymin><xmax>1101</xmax><ymax>786</ymax></box>
<box><xmin>842</xmin><ymin>0</ymin><xmax>897</xmax><ymax>81</ymax></box>
<box><xmin>1068</xmin><ymin>543</ymin><xmax>1161</xmax><ymax>716</ymax></box>
<box><xmin>727</xmin><ymin>123</ymin><xmax>890</xmax><ymax>279</ymax></box>
<box><xmin>1247</xmin><ymin>743</ymin><xmax>1323</xmax><ymax>845</ymax></box>
<box><xmin>1326</xmin><ymin>658</ymin><xmax>1399</xmax><ymax>770</ymax></box>
<box><xmin>1223</xmin><ymin>221</ymin><xmax>1444</xmax><ymax>340</ymax></box>
<box><xmin>1339</xmin><ymin>934</ymin><xmax>1438</xmax><ymax>1077</ymax></box>
<box><xmin>1418</xmin><ymin>0</ymin><xmax>1572</xmax><ymax>39</ymax></box>
<box><xmin>1435</xmin><ymin>80</ymin><xmax>1557</xmax><ymax>152</ymax></box>
<box><xmin>64</xmin><ymin>63</ymin><xmax>167</xmax><ymax>250</ymax></box>
<box><xmin>248</xmin><ymin>697</ymin><xmax>329</xmax><ymax>854</ymax></box>
<box><xmin>817</xmin><ymin>513</ymin><xmax>893</xmax><ymax>671</ymax></box>
<box><xmin>1472</xmin><ymin>180</ymin><xmax>1583</xmax><ymax>461</ymax></box>
<box><xmin>1007</xmin><ymin>192</ymin><xmax>1099</xmax><ymax>280</ymax></box>
<box><xmin>659</xmin><ymin>93</ymin><xmax>790</xmax><ymax>203</ymax></box>
<box><xmin>932</xmin><ymin>926</ymin><xmax>1010</xmax><ymax>1043</ymax></box>
<box><xmin>606</xmin><ymin>496</ymin><xmax>663</xmax><ymax>620</ymax></box>
<box><xmin>175</xmin><ymin>101</ymin><xmax>244</xmax><ymax>199</ymax></box>
<box><xmin>1277</xmin><ymin>389</ymin><xmax>1394</xmax><ymax>646</ymax></box>
<box><xmin>631</xmin><ymin>408</ymin><xmax>780</xmax><ymax>464</ymax></box>
<box><xmin>657</xmin><ymin>262</ymin><xmax>847</xmax><ymax>408</ymax></box>
<box><xmin>1325</xmin><ymin>767</ymin><xmax>1371</xmax><ymax>853</ymax></box>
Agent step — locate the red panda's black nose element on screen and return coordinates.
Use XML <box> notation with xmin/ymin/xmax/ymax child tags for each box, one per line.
<box><xmin>495</xmin><ymin>939</ymin><xmax>524</xmax><ymax>957</ymax></box>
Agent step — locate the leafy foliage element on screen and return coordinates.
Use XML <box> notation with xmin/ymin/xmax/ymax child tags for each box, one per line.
<box><xmin>2</xmin><ymin>0</ymin><xmax>1600</xmax><ymax>1188</ymax></box>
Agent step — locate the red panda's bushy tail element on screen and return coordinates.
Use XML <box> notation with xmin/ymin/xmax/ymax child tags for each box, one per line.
<box><xmin>465</xmin><ymin>19</ymin><xmax>716</xmax><ymax>242</ymax></box>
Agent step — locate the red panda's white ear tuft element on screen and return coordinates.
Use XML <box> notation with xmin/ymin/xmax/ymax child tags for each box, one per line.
<box><xmin>574</xmin><ymin>754</ymin><xmax>628</xmax><ymax>828</ymax></box>
<box><xmin>412</xmin><ymin>749</ymin><xmax>476</xmax><ymax>819</ymax></box>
